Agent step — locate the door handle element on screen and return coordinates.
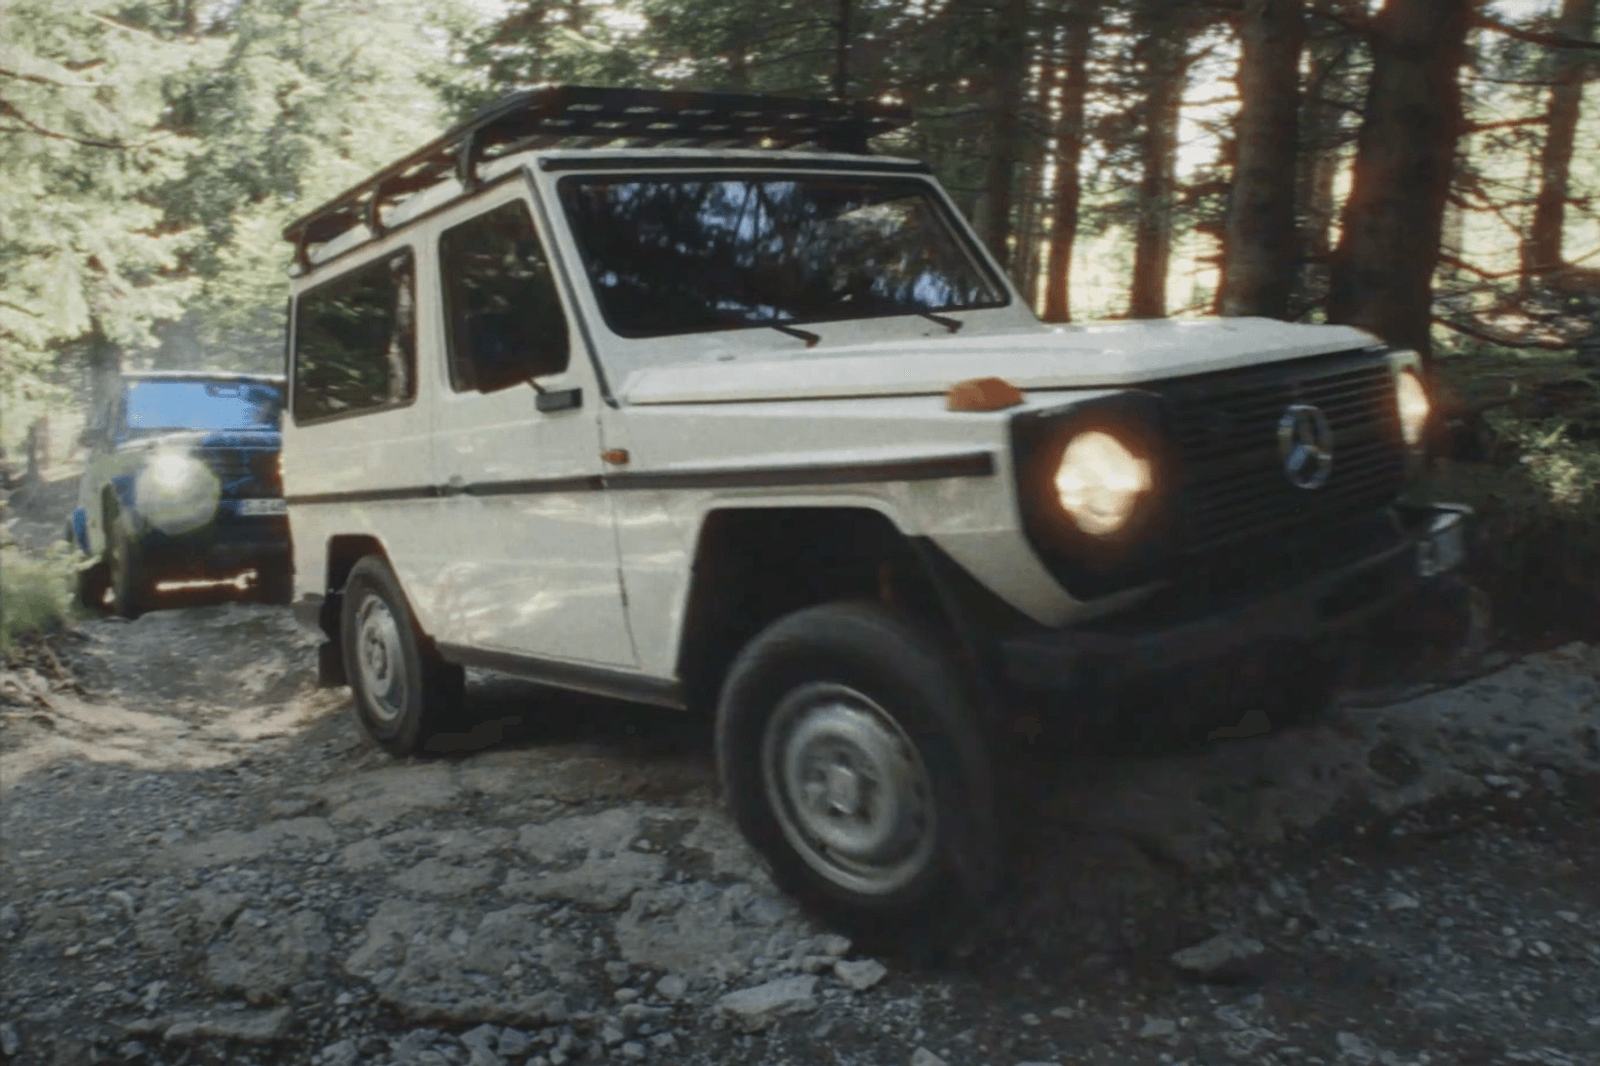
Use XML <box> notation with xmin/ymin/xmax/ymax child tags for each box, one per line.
<box><xmin>441</xmin><ymin>475</ymin><xmax>467</xmax><ymax>497</ymax></box>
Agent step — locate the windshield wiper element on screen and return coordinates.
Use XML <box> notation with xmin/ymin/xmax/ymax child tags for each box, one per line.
<box><xmin>769</xmin><ymin>323</ymin><xmax>820</xmax><ymax>348</ymax></box>
<box><xmin>917</xmin><ymin>311</ymin><xmax>964</xmax><ymax>334</ymax></box>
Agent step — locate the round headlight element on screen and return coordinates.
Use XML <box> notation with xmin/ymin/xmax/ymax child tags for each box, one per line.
<box><xmin>147</xmin><ymin>451</ymin><xmax>203</xmax><ymax>491</ymax></box>
<box><xmin>135</xmin><ymin>450</ymin><xmax>220</xmax><ymax>534</ymax></box>
<box><xmin>1053</xmin><ymin>430</ymin><xmax>1153</xmax><ymax>536</ymax></box>
<box><xmin>1397</xmin><ymin>370</ymin><xmax>1430</xmax><ymax>447</ymax></box>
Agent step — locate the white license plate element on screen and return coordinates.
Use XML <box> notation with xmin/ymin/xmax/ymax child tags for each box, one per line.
<box><xmin>238</xmin><ymin>498</ymin><xmax>287</xmax><ymax>516</ymax></box>
<box><xmin>1417</xmin><ymin>514</ymin><xmax>1466</xmax><ymax>577</ymax></box>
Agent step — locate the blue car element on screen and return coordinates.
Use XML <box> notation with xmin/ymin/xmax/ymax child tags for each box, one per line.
<box><xmin>68</xmin><ymin>371</ymin><xmax>291</xmax><ymax>617</ymax></box>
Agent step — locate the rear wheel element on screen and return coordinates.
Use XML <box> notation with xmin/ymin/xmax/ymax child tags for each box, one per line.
<box><xmin>341</xmin><ymin>555</ymin><xmax>463</xmax><ymax>755</ymax></box>
<box><xmin>716</xmin><ymin>602</ymin><xmax>999</xmax><ymax>929</ymax></box>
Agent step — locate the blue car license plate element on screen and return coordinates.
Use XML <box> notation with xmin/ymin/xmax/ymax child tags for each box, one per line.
<box><xmin>238</xmin><ymin>498</ymin><xmax>287</xmax><ymax>517</ymax></box>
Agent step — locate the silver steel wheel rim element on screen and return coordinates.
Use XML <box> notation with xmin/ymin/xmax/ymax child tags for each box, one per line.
<box><xmin>354</xmin><ymin>592</ymin><xmax>407</xmax><ymax>725</ymax></box>
<box><xmin>761</xmin><ymin>681</ymin><xmax>937</xmax><ymax>896</ymax></box>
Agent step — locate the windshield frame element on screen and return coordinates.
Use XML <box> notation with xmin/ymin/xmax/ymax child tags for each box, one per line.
<box><xmin>554</xmin><ymin>170</ymin><xmax>1012</xmax><ymax>342</ymax></box>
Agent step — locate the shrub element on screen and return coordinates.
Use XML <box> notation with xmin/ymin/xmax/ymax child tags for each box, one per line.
<box><xmin>0</xmin><ymin>543</ymin><xmax>78</xmax><ymax>654</ymax></box>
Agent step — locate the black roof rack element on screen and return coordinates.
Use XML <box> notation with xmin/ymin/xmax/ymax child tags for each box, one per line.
<box><xmin>281</xmin><ymin>84</ymin><xmax>913</xmax><ymax>271</ymax></box>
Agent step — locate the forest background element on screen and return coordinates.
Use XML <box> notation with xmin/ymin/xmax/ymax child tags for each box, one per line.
<box><xmin>1</xmin><ymin>0</ymin><xmax>1597</xmax><ymax>557</ymax></box>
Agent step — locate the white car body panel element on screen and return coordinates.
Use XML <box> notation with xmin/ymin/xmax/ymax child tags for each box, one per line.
<box><xmin>283</xmin><ymin>232</ymin><xmax>450</xmax><ymax>638</ymax></box>
<box><xmin>617</xmin><ymin>319</ymin><xmax>1379</xmax><ymax>405</ymax></box>
<box><xmin>418</xmin><ymin>183</ymin><xmax>634</xmax><ymax>667</ymax></box>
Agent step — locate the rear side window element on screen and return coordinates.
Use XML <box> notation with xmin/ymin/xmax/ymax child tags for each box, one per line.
<box><xmin>292</xmin><ymin>250</ymin><xmax>416</xmax><ymax>423</ymax></box>
<box><xmin>439</xmin><ymin>199</ymin><xmax>569</xmax><ymax>393</ymax></box>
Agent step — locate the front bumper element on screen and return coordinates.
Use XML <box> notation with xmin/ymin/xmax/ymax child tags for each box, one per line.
<box><xmin>999</xmin><ymin>502</ymin><xmax>1470</xmax><ymax>695</ymax></box>
<box><xmin>138</xmin><ymin>513</ymin><xmax>290</xmax><ymax>577</ymax></box>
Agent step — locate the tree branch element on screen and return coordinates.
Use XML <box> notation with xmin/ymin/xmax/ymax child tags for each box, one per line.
<box><xmin>1473</xmin><ymin>12</ymin><xmax>1600</xmax><ymax>51</ymax></box>
<box><xmin>0</xmin><ymin>101</ymin><xmax>128</xmax><ymax>148</ymax></box>
<box><xmin>1434</xmin><ymin>314</ymin><xmax>1576</xmax><ymax>351</ymax></box>
<box><xmin>1463</xmin><ymin>115</ymin><xmax>1547</xmax><ymax>134</ymax></box>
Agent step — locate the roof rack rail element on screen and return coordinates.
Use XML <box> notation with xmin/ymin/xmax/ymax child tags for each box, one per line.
<box><xmin>281</xmin><ymin>84</ymin><xmax>914</xmax><ymax>271</ymax></box>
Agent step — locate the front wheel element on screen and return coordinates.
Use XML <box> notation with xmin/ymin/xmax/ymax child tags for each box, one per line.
<box><xmin>107</xmin><ymin>512</ymin><xmax>149</xmax><ymax>619</ymax></box>
<box><xmin>716</xmin><ymin>602</ymin><xmax>1000</xmax><ymax>929</ymax></box>
<box><xmin>341</xmin><ymin>555</ymin><xmax>463</xmax><ymax>756</ymax></box>
<box><xmin>75</xmin><ymin>560</ymin><xmax>110</xmax><ymax>613</ymax></box>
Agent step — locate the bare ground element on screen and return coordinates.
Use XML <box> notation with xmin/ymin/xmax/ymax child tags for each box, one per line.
<box><xmin>2</xmin><ymin>588</ymin><xmax>1597</xmax><ymax>1066</ymax></box>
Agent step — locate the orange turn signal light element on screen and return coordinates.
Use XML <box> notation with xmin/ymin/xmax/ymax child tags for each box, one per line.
<box><xmin>946</xmin><ymin>376</ymin><xmax>1024</xmax><ymax>412</ymax></box>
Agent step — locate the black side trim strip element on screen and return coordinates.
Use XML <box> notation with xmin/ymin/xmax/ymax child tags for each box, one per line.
<box><xmin>287</xmin><ymin>485</ymin><xmax>441</xmax><ymax>505</ymax></box>
<box><xmin>437</xmin><ymin>643</ymin><xmax>685</xmax><ymax>709</ymax></box>
<box><xmin>538</xmin><ymin>156</ymin><xmax>933</xmax><ymax>175</ymax></box>
<box><xmin>469</xmin><ymin>475</ymin><xmax>604</xmax><ymax>497</ymax></box>
<box><xmin>287</xmin><ymin>453</ymin><xmax>995</xmax><ymax>505</ymax></box>
<box><xmin>605</xmin><ymin>452</ymin><xmax>995</xmax><ymax>491</ymax></box>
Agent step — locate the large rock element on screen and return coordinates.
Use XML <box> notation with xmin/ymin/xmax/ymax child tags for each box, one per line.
<box><xmin>344</xmin><ymin>900</ymin><xmax>579</xmax><ymax>1023</ymax></box>
<box><xmin>613</xmin><ymin>881</ymin><xmax>814</xmax><ymax>978</ymax></box>
<box><xmin>165</xmin><ymin>817</ymin><xmax>336</xmax><ymax>869</ymax></box>
<box><xmin>204</xmin><ymin>908</ymin><xmax>330</xmax><ymax>1003</ymax></box>
<box><xmin>713</xmin><ymin>976</ymin><xmax>818</xmax><ymax>1032</ymax></box>
<box><xmin>501</xmin><ymin>853</ymin><xmax>663</xmax><ymax>911</ymax></box>
<box><xmin>134</xmin><ymin>886</ymin><xmax>246</xmax><ymax>956</ymax></box>
<box><xmin>163</xmin><ymin>1007</ymin><xmax>293</xmax><ymax>1044</ymax></box>
<box><xmin>1170</xmin><ymin>933</ymin><xmax>1266</xmax><ymax>983</ymax></box>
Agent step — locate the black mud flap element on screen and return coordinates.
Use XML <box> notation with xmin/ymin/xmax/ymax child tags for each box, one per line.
<box><xmin>317</xmin><ymin>639</ymin><xmax>347</xmax><ymax>688</ymax></box>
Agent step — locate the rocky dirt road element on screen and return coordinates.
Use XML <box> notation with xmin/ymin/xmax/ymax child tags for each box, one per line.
<box><xmin>1</xmin><ymin>602</ymin><xmax>1597</xmax><ymax>1066</ymax></box>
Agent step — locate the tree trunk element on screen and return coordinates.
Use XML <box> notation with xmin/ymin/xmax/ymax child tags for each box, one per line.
<box><xmin>1521</xmin><ymin>0</ymin><xmax>1598</xmax><ymax>282</ymax></box>
<box><xmin>1327</xmin><ymin>0</ymin><xmax>1472</xmax><ymax>362</ymax></box>
<box><xmin>973</xmin><ymin>0</ymin><xmax>1031</xmax><ymax>269</ymax></box>
<box><xmin>1042</xmin><ymin>1</ymin><xmax>1095</xmax><ymax>323</ymax></box>
<box><xmin>1221</xmin><ymin>0</ymin><xmax>1305</xmax><ymax>319</ymax></box>
<box><xmin>1292</xmin><ymin>5</ymin><xmax>1357</xmax><ymax>318</ymax></box>
<box><xmin>86</xmin><ymin>325</ymin><xmax>121</xmax><ymax>420</ymax></box>
<box><xmin>1129</xmin><ymin>7</ymin><xmax>1188</xmax><ymax>319</ymax></box>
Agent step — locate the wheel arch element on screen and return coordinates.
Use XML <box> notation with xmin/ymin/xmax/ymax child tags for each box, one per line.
<box><xmin>673</xmin><ymin>506</ymin><xmax>1022</xmax><ymax>718</ymax></box>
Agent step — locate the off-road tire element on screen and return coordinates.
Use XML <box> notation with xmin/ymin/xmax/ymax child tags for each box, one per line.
<box><xmin>75</xmin><ymin>561</ymin><xmax>111</xmax><ymax>613</ymax></box>
<box><xmin>716</xmin><ymin>601</ymin><xmax>1000</xmax><ymax>932</ymax></box>
<box><xmin>341</xmin><ymin>555</ymin><xmax>463</xmax><ymax>756</ymax></box>
<box><xmin>107</xmin><ymin>512</ymin><xmax>150</xmax><ymax>620</ymax></box>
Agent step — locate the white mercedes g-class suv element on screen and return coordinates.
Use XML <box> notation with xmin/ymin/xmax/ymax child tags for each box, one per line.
<box><xmin>281</xmin><ymin>86</ymin><xmax>1467</xmax><ymax>923</ymax></box>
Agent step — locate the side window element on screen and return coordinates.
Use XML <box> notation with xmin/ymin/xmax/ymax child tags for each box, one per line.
<box><xmin>292</xmin><ymin>250</ymin><xmax>416</xmax><ymax>423</ymax></box>
<box><xmin>439</xmin><ymin>199</ymin><xmax>569</xmax><ymax>393</ymax></box>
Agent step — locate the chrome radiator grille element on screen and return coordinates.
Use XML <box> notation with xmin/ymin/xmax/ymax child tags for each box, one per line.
<box><xmin>1160</xmin><ymin>351</ymin><xmax>1406</xmax><ymax>555</ymax></box>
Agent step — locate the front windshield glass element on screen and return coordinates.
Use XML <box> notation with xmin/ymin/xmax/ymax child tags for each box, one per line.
<box><xmin>123</xmin><ymin>380</ymin><xmax>282</xmax><ymax>433</ymax></box>
<box><xmin>557</xmin><ymin>174</ymin><xmax>1008</xmax><ymax>341</ymax></box>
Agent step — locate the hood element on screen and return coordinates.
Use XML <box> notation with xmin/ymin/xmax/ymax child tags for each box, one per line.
<box><xmin>121</xmin><ymin>428</ymin><xmax>281</xmax><ymax>451</ymax></box>
<box><xmin>620</xmin><ymin>318</ymin><xmax>1382</xmax><ymax>405</ymax></box>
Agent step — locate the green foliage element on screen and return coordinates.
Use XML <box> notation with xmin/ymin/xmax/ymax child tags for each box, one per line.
<box><xmin>0</xmin><ymin>0</ymin><xmax>201</xmax><ymax>386</ymax></box>
<box><xmin>0</xmin><ymin>544</ymin><xmax>78</xmax><ymax>653</ymax></box>
<box><xmin>166</xmin><ymin>0</ymin><xmax>476</xmax><ymax>365</ymax></box>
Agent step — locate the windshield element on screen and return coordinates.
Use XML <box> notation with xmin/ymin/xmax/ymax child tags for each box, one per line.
<box><xmin>557</xmin><ymin>174</ymin><xmax>1008</xmax><ymax>341</ymax></box>
<box><xmin>122</xmin><ymin>380</ymin><xmax>282</xmax><ymax>434</ymax></box>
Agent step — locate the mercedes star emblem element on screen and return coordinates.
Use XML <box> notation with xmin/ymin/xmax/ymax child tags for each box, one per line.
<box><xmin>1277</xmin><ymin>403</ymin><xmax>1334</xmax><ymax>489</ymax></box>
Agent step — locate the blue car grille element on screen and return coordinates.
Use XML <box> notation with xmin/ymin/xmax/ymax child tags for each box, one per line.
<box><xmin>202</xmin><ymin>448</ymin><xmax>282</xmax><ymax>498</ymax></box>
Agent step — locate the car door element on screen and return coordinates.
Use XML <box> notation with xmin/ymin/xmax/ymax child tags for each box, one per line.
<box><xmin>425</xmin><ymin>184</ymin><xmax>635</xmax><ymax>667</ymax></box>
